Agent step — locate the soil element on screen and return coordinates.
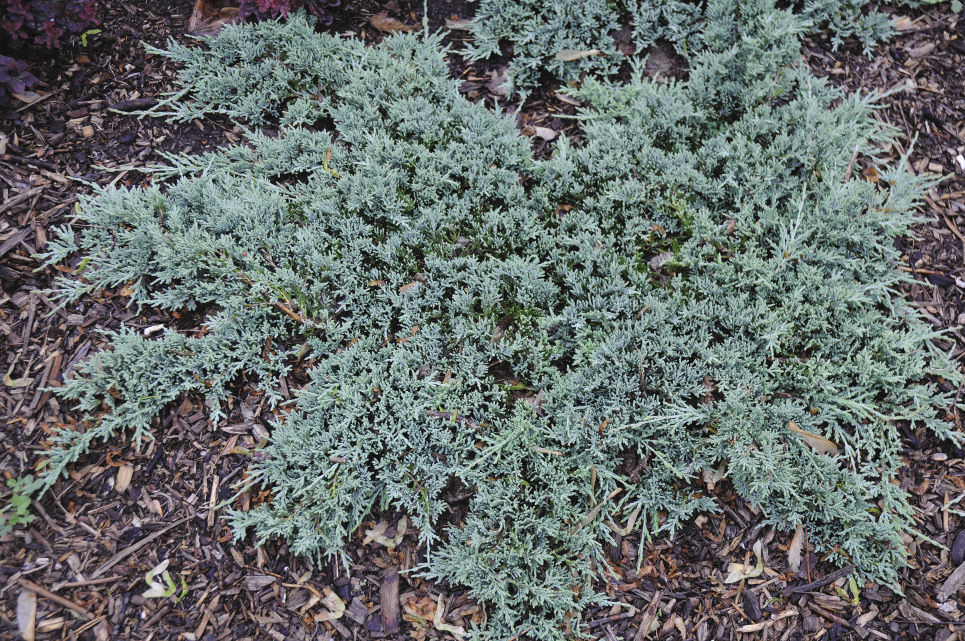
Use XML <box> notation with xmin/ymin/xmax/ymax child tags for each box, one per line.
<box><xmin>1</xmin><ymin>1</ymin><xmax>964</xmax><ymax>640</ymax></box>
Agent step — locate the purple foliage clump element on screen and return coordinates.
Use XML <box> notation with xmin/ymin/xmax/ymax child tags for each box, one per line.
<box><xmin>0</xmin><ymin>53</ymin><xmax>37</xmax><ymax>104</ymax></box>
<box><xmin>2</xmin><ymin>0</ymin><xmax>100</xmax><ymax>49</ymax></box>
<box><xmin>238</xmin><ymin>0</ymin><xmax>341</xmax><ymax>26</ymax></box>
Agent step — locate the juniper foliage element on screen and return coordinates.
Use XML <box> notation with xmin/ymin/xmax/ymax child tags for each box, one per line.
<box><xmin>467</xmin><ymin>0</ymin><xmax>941</xmax><ymax>97</ymax></box>
<box><xmin>39</xmin><ymin>6</ymin><xmax>960</xmax><ymax>639</ymax></box>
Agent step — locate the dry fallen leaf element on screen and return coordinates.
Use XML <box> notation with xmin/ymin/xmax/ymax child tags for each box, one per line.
<box><xmin>725</xmin><ymin>560</ymin><xmax>763</xmax><ymax>583</ymax></box>
<box><xmin>445</xmin><ymin>17</ymin><xmax>473</xmax><ymax>30</ymax></box>
<box><xmin>403</xmin><ymin>594</ymin><xmax>437</xmax><ymax>625</ymax></box>
<box><xmin>787</xmin><ymin>524</ymin><xmax>804</xmax><ymax>573</ymax></box>
<box><xmin>4</xmin><ymin>374</ymin><xmax>33</xmax><ymax>388</ymax></box>
<box><xmin>555</xmin><ymin>92</ymin><xmax>582</xmax><ymax>106</ymax></box>
<box><xmin>724</xmin><ymin>540</ymin><xmax>765</xmax><ymax>583</ymax></box>
<box><xmin>187</xmin><ymin>0</ymin><xmax>240</xmax><ymax>36</ymax></box>
<box><xmin>907</xmin><ymin>42</ymin><xmax>935</xmax><ymax>59</ymax></box>
<box><xmin>893</xmin><ymin>15</ymin><xmax>914</xmax><ymax>31</ymax></box>
<box><xmin>555</xmin><ymin>48</ymin><xmax>602</xmax><ymax>62</ymax></box>
<box><xmin>12</xmin><ymin>90</ymin><xmax>47</xmax><ymax>105</ymax></box>
<box><xmin>485</xmin><ymin>70</ymin><xmax>509</xmax><ymax>97</ymax></box>
<box><xmin>938</xmin><ymin>560</ymin><xmax>965</xmax><ymax>601</ymax></box>
<box><xmin>788</xmin><ymin>421</ymin><xmax>840</xmax><ymax>455</ymax></box>
<box><xmin>115</xmin><ymin>464</ymin><xmax>134</xmax><ymax>493</ymax></box>
<box><xmin>16</xmin><ymin>590</ymin><xmax>36</xmax><ymax>641</ymax></box>
<box><xmin>314</xmin><ymin>587</ymin><xmax>346</xmax><ymax>622</ymax></box>
<box><xmin>363</xmin><ymin>516</ymin><xmax>408</xmax><ymax>548</ymax></box>
<box><xmin>370</xmin><ymin>11</ymin><xmax>419</xmax><ymax>33</ymax></box>
<box><xmin>702</xmin><ymin>466</ymin><xmax>725</xmax><ymax>491</ymax></box>
<box><xmin>433</xmin><ymin>595</ymin><xmax>467</xmax><ymax>638</ymax></box>
<box><xmin>856</xmin><ymin>604</ymin><xmax>878</xmax><ymax>627</ymax></box>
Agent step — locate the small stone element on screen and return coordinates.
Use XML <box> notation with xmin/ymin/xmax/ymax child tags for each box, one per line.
<box><xmin>82</xmin><ymin>125</ymin><xmax>95</xmax><ymax>138</ymax></box>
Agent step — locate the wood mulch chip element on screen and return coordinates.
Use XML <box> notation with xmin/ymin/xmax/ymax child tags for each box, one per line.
<box><xmin>1</xmin><ymin>1</ymin><xmax>964</xmax><ymax>639</ymax></box>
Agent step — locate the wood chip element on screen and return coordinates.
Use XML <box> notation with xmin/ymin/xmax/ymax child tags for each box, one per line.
<box><xmin>380</xmin><ymin>567</ymin><xmax>400</xmax><ymax>634</ymax></box>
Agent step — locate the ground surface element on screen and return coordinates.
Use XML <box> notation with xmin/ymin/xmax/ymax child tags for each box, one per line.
<box><xmin>0</xmin><ymin>1</ymin><xmax>964</xmax><ymax>640</ymax></box>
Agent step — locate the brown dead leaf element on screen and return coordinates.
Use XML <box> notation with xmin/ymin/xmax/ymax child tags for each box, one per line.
<box><xmin>702</xmin><ymin>466</ymin><xmax>725</xmax><ymax>491</ymax></box>
<box><xmin>522</xmin><ymin>126</ymin><xmax>558</xmax><ymax>141</ymax></box>
<box><xmin>403</xmin><ymin>594</ymin><xmax>437</xmax><ymax>626</ymax></box>
<box><xmin>11</xmin><ymin>90</ymin><xmax>48</xmax><ymax>107</ymax></box>
<box><xmin>369</xmin><ymin>11</ymin><xmax>419</xmax><ymax>33</ymax></box>
<box><xmin>893</xmin><ymin>15</ymin><xmax>915</xmax><ymax>31</ymax></box>
<box><xmin>554</xmin><ymin>48</ymin><xmax>601</xmax><ymax>62</ymax></box>
<box><xmin>485</xmin><ymin>70</ymin><xmax>509</xmax><ymax>97</ymax></box>
<box><xmin>908</xmin><ymin>42</ymin><xmax>935</xmax><ymax>59</ymax></box>
<box><xmin>787</xmin><ymin>421</ymin><xmax>840</xmax><ymax>455</ymax></box>
<box><xmin>433</xmin><ymin>595</ymin><xmax>467</xmax><ymax>638</ymax></box>
<box><xmin>787</xmin><ymin>524</ymin><xmax>804</xmax><ymax>573</ymax></box>
<box><xmin>187</xmin><ymin>0</ymin><xmax>240</xmax><ymax>36</ymax></box>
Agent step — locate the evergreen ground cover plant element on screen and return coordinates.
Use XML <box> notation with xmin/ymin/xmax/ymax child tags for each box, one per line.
<box><xmin>34</xmin><ymin>2</ymin><xmax>962</xmax><ymax>637</ymax></box>
<box><xmin>467</xmin><ymin>0</ymin><xmax>942</xmax><ymax>97</ymax></box>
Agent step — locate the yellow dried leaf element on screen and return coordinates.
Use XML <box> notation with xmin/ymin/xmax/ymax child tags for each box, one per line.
<box><xmin>725</xmin><ymin>540</ymin><xmax>764</xmax><ymax>583</ymax></box>
<box><xmin>788</xmin><ymin>421</ymin><xmax>839</xmax><ymax>455</ymax></box>
<box><xmin>314</xmin><ymin>587</ymin><xmax>345</xmax><ymax>622</ymax></box>
<box><xmin>554</xmin><ymin>48</ymin><xmax>601</xmax><ymax>62</ymax></box>
<box><xmin>3</xmin><ymin>374</ymin><xmax>33</xmax><ymax>388</ymax></box>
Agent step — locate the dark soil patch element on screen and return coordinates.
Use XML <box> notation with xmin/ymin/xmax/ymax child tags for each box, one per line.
<box><xmin>1</xmin><ymin>2</ymin><xmax>964</xmax><ymax>640</ymax></box>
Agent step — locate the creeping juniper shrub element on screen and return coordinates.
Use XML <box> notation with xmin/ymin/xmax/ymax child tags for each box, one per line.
<box><xmin>39</xmin><ymin>5</ymin><xmax>960</xmax><ymax>638</ymax></box>
<box><xmin>467</xmin><ymin>0</ymin><xmax>941</xmax><ymax>97</ymax></box>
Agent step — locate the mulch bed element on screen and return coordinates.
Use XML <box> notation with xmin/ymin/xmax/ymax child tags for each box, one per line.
<box><xmin>1</xmin><ymin>1</ymin><xmax>963</xmax><ymax>640</ymax></box>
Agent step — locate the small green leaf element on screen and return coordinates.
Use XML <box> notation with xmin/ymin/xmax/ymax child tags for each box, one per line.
<box><xmin>80</xmin><ymin>28</ymin><xmax>102</xmax><ymax>47</ymax></box>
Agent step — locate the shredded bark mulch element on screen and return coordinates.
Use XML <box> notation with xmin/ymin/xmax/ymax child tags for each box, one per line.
<box><xmin>1</xmin><ymin>1</ymin><xmax>964</xmax><ymax>640</ymax></box>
